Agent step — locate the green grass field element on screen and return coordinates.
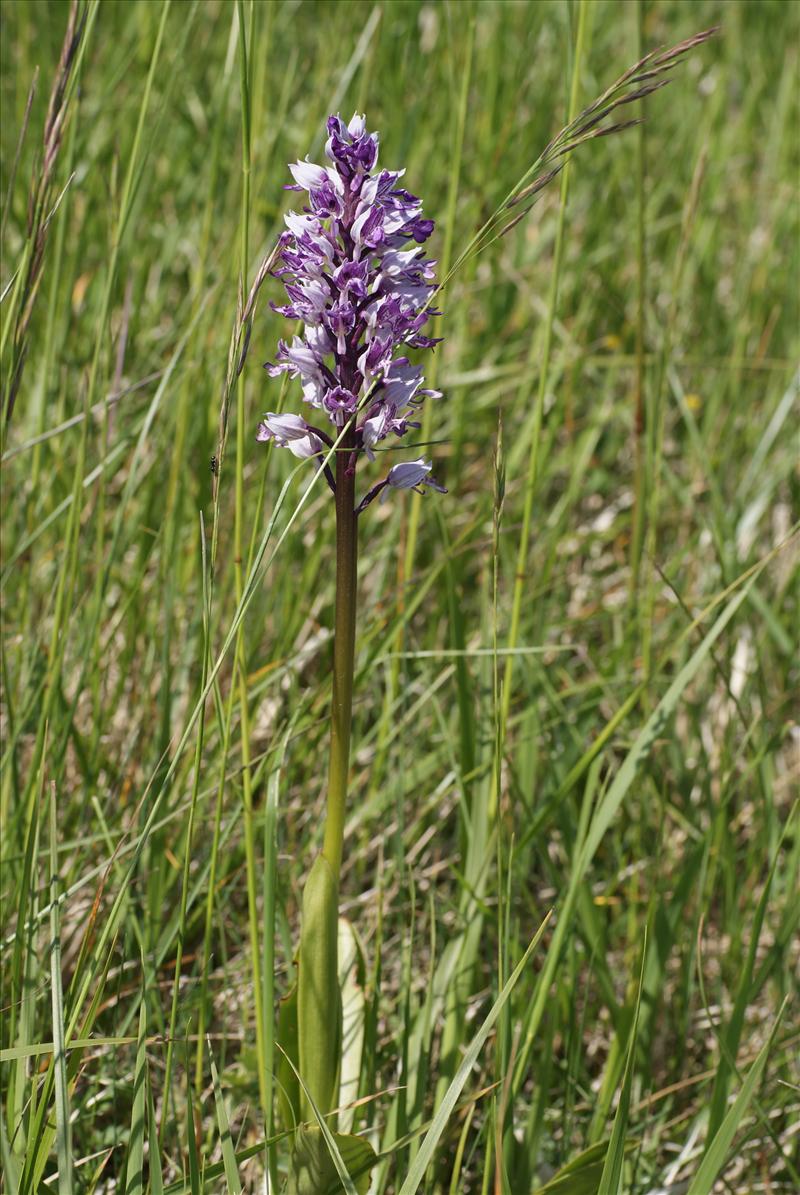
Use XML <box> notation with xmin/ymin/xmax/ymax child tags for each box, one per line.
<box><xmin>2</xmin><ymin>1</ymin><xmax>798</xmax><ymax>1191</ymax></box>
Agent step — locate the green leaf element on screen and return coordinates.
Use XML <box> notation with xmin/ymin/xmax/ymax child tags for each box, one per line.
<box><xmin>124</xmin><ymin>997</ymin><xmax>147</xmax><ymax>1195</ymax></box>
<box><xmin>338</xmin><ymin>918</ymin><xmax>366</xmax><ymax>1135</ymax></box>
<box><xmin>185</xmin><ymin>1062</ymin><xmax>201</xmax><ymax>1195</ymax></box>
<box><xmin>209</xmin><ymin>1045</ymin><xmax>242</xmax><ymax>1195</ymax></box>
<box><xmin>533</xmin><ymin>1137</ymin><xmax>631</xmax><ymax>1195</ymax></box>
<box><xmin>49</xmin><ymin>788</ymin><xmax>72</xmax><ymax>1195</ymax></box>
<box><xmin>7</xmin><ymin>760</ymin><xmax>42</xmax><ymax>1162</ymax></box>
<box><xmin>287</xmin><ymin>1127</ymin><xmax>377</xmax><ymax>1195</ymax></box>
<box><xmin>597</xmin><ymin>931</ymin><xmax>646</xmax><ymax>1194</ymax></box>
<box><xmin>0</xmin><ymin>1116</ymin><xmax>21</xmax><ymax>1195</ymax></box>
<box><xmin>276</xmin><ymin>983</ymin><xmax>301</xmax><ymax>1133</ymax></box>
<box><xmin>262</xmin><ymin>732</ymin><xmax>286</xmax><ymax>1172</ymax></box>
<box><xmin>298</xmin><ymin>854</ymin><xmax>341</xmax><ymax>1119</ymax></box>
<box><xmin>533</xmin><ymin>1140</ymin><xmax>636</xmax><ymax>1194</ymax></box>
<box><xmin>147</xmin><ymin>1069</ymin><xmax>164</xmax><ymax>1195</ymax></box>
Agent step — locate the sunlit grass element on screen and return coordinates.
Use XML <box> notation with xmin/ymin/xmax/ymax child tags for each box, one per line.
<box><xmin>1</xmin><ymin>1</ymin><xmax>798</xmax><ymax>1192</ymax></box>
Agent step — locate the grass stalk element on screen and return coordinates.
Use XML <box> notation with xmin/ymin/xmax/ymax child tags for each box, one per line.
<box><xmin>233</xmin><ymin>0</ymin><xmax>269</xmax><ymax>1119</ymax></box>
<box><xmin>372</xmin><ymin>14</ymin><xmax>474</xmax><ymax>794</ymax></box>
<box><xmin>159</xmin><ymin>515</ymin><xmax>211</xmax><ymax>1144</ymax></box>
<box><xmin>627</xmin><ymin>0</ymin><xmax>649</xmax><ymax>613</ymax></box>
<box><xmin>493</xmin><ymin>0</ymin><xmax>589</xmax><ymax>816</ymax></box>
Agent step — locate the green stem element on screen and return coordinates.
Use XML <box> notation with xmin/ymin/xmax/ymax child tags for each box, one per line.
<box><xmin>628</xmin><ymin>0</ymin><xmax>647</xmax><ymax>612</ymax></box>
<box><xmin>296</xmin><ymin>437</ymin><xmax>358</xmax><ymax>1125</ymax></box>
<box><xmin>322</xmin><ymin>437</ymin><xmax>358</xmax><ymax>880</ymax></box>
<box><xmin>232</xmin><ymin>0</ymin><xmax>269</xmax><ymax>1120</ymax></box>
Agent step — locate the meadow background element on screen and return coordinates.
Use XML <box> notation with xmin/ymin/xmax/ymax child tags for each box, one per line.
<box><xmin>1</xmin><ymin>0</ymin><xmax>798</xmax><ymax>1192</ymax></box>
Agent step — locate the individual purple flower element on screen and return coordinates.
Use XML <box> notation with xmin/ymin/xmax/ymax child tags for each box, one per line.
<box><xmin>357</xmin><ymin>457</ymin><xmax>447</xmax><ymax>513</ymax></box>
<box><xmin>325</xmin><ymin>113</ymin><xmax>379</xmax><ymax>178</ymax></box>
<box><xmin>382</xmin><ymin>458</ymin><xmax>447</xmax><ymax>499</ymax></box>
<box><xmin>256</xmin><ymin>412</ymin><xmax>323</xmax><ymax>459</ymax></box>
<box><xmin>322</xmin><ymin>385</ymin><xmax>358</xmax><ymax>426</ymax></box>
<box><xmin>259</xmin><ymin>113</ymin><xmax>444</xmax><ymax>513</ymax></box>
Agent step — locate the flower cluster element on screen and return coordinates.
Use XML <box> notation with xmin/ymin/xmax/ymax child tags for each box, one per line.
<box><xmin>258</xmin><ymin>114</ymin><xmax>445</xmax><ymax>509</ymax></box>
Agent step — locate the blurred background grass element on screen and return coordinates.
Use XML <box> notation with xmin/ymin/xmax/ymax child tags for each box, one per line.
<box><xmin>1</xmin><ymin>1</ymin><xmax>798</xmax><ymax>1192</ymax></box>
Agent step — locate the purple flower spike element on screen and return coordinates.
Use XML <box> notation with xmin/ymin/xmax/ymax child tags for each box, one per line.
<box><xmin>259</xmin><ymin>113</ymin><xmax>443</xmax><ymax>512</ymax></box>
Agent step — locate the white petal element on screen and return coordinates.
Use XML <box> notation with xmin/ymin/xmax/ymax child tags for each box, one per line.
<box><xmin>387</xmin><ymin>459</ymin><xmax>431</xmax><ymax>489</ymax></box>
<box><xmin>351</xmin><ymin>208</ymin><xmax>371</xmax><ymax>244</ymax></box>
<box><xmin>301</xmin><ymin>378</ymin><xmax>325</xmax><ymax>408</ymax></box>
<box><xmin>288</xmin><ymin>159</ymin><xmax>328</xmax><ymax>191</ymax></box>
<box><xmin>286</xmin><ymin>433</ymin><xmax>323</xmax><ymax>459</ymax></box>
<box><xmin>361</xmin><ymin>413</ymin><xmax>385</xmax><ymax>459</ymax></box>
<box><xmin>263</xmin><ymin>413</ymin><xmax>308</xmax><ymax>441</ymax></box>
<box><xmin>358</xmin><ymin>175</ymin><xmax>380</xmax><ymax>206</ymax></box>
<box><xmin>326</xmin><ymin>167</ymin><xmax>345</xmax><ymax>196</ymax></box>
<box><xmin>284</xmin><ymin>210</ymin><xmax>318</xmax><ymax>237</ymax></box>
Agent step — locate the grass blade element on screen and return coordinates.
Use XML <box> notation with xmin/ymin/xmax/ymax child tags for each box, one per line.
<box><xmin>123</xmin><ymin>996</ymin><xmax>147</xmax><ymax>1195</ymax></box>
<box><xmin>515</xmin><ymin>569</ymin><xmax>759</xmax><ymax>1089</ymax></box>
<box><xmin>209</xmin><ymin>1044</ymin><xmax>243</xmax><ymax>1195</ymax></box>
<box><xmin>686</xmin><ymin>998</ymin><xmax>787</xmax><ymax>1195</ymax></box>
<box><xmin>397</xmin><ymin>912</ymin><xmax>551</xmax><ymax>1195</ymax></box>
<box><xmin>705</xmin><ymin>801</ymin><xmax>798</xmax><ymax>1140</ymax></box>
<box><xmin>48</xmin><ymin>783</ymin><xmax>72</xmax><ymax>1195</ymax></box>
<box><xmin>597</xmin><ymin>930</ymin><xmax>647</xmax><ymax>1195</ymax></box>
<box><xmin>147</xmin><ymin>1069</ymin><xmax>164</xmax><ymax>1195</ymax></box>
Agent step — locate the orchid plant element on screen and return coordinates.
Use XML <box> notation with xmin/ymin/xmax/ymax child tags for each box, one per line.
<box><xmin>261</xmin><ymin>114</ymin><xmax>443</xmax><ymax>1190</ymax></box>
<box><xmin>255</xmin><ymin>30</ymin><xmax>716</xmax><ymax>1186</ymax></box>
